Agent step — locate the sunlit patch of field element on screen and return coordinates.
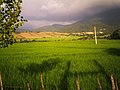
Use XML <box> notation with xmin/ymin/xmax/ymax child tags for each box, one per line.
<box><xmin>16</xmin><ymin>32</ymin><xmax>70</xmax><ymax>39</ymax></box>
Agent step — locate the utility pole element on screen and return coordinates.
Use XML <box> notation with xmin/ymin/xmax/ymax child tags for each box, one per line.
<box><xmin>0</xmin><ymin>73</ymin><xmax>3</xmax><ymax>90</ymax></box>
<box><xmin>93</xmin><ymin>26</ymin><xmax>97</xmax><ymax>44</ymax></box>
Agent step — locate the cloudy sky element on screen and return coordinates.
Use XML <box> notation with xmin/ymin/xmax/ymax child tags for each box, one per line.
<box><xmin>21</xmin><ymin>0</ymin><xmax>120</xmax><ymax>29</ymax></box>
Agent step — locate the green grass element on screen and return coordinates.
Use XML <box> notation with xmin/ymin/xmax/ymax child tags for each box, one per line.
<box><xmin>0</xmin><ymin>39</ymin><xmax>120</xmax><ymax>90</ymax></box>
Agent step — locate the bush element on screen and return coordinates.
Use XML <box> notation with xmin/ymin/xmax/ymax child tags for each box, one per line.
<box><xmin>110</xmin><ymin>29</ymin><xmax>120</xmax><ymax>39</ymax></box>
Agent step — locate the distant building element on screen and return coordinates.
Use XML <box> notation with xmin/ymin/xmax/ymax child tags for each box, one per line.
<box><xmin>69</xmin><ymin>32</ymin><xmax>94</xmax><ymax>36</ymax></box>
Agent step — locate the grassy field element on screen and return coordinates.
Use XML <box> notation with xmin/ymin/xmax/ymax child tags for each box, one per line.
<box><xmin>0</xmin><ymin>39</ymin><xmax>120</xmax><ymax>90</ymax></box>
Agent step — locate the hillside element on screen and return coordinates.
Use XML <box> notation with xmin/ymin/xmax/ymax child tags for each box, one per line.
<box><xmin>34</xmin><ymin>25</ymin><xmax>62</xmax><ymax>32</ymax></box>
<box><xmin>32</xmin><ymin>7</ymin><xmax>120</xmax><ymax>33</ymax></box>
<box><xmin>18</xmin><ymin>7</ymin><xmax>120</xmax><ymax>33</ymax></box>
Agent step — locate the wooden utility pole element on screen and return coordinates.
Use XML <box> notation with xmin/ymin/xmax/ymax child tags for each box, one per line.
<box><xmin>93</xmin><ymin>26</ymin><xmax>97</xmax><ymax>44</ymax></box>
<box><xmin>111</xmin><ymin>74</ymin><xmax>116</xmax><ymax>90</ymax></box>
<box><xmin>40</xmin><ymin>72</ymin><xmax>45</xmax><ymax>90</ymax></box>
<box><xmin>0</xmin><ymin>73</ymin><xmax>3</xmax><ymax>90</ymax></box>
<box><xmin>27</xmin><ymin>83</ymin><xmax>30</xmax><ymax>90</ymax></box>
<box><xmin>76</xmin><ymin>75</ymin><xmax>80</xmax><ymax>90</ymax></box>
<box><xmin>97</xmin><ymin>77</ymin><xmax>102</xmax><ymax>90</ymax></box>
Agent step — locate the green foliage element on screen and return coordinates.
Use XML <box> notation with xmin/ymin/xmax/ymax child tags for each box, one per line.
<box><xmin>0</xmin><ymin>0</ymin><xmax>27</xmax><ymax>47</ymax></box>
<box><xmin>0</xmin><ymin>40</ymin><xmax>120</xmax><ymax>89</ymax></box>
<box><xmin>110</xmin><ymin>29</ymin><xmax>120</xmax><ymax>39</ymax></box>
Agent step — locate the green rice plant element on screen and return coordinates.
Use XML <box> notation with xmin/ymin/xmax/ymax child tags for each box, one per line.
<box><xmin>0</xmin><ymin>39</ymin><xmax>120</xmax><ymax>90</ymax></box>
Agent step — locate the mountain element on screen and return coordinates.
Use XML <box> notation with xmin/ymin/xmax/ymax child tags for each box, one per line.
<box><xmin>19</xmin><ymin>23</ymin><xmax>33</xmax><ymax>30</ymax></box>
<box><xmin>17</xmin><ymin>28</ymin><xmax>32</xmax><ymax>32</ymax></box>
<box><xmin>59</xmin><ymin>18</ymin><xmax>110</xmax><ymax>33</ymax></box>
<box><xmin>34</xmin><ymin>24</ymin><xmax>64</xmax><ymax>32</ymax></box>
<box><xmin>25</xmin><ymin>6</ymin><xmax>120</xmax><ymax>33</ymax></box>
<box><xmin>59</xmin><ymin>6</ymin><xmax>120</xmax><ymax>33</ymax></box>
<box><xmin>52</xmin><ymin>24</ymin><xmax>64</xmax><ymax>28</ymax></box>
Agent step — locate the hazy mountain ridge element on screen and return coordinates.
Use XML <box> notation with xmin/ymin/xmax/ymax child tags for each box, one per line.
<box><xmin>19</xmin><ymin>6</ymin><xmax>120</xmax><ymax>33</ymax></box>
<box><xmin>52</xmin><ymin>24</ymin><xmax>65</xmax><ymax>28</ymax></box>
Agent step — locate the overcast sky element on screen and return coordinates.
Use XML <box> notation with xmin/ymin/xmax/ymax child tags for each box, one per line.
<box><xmin>21</xmin><ymin>0</ymin><xmax>120</xmax><ymax>29</ymax></box>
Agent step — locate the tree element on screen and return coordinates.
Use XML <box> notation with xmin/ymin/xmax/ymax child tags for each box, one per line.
<box><xmin>110</xmin><ymin>29</ymin><xmax>120</xmax><ymax>39</ymax></box>
<box><xmin>0</xmin><ymin>0</ymin><xmax>27</xmax><ymax>47</ymax></box>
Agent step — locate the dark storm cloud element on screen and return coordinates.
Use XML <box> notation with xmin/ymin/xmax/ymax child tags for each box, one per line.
<box><xmin>21</xmin><ymin>0</ymin><xmax>120</xmax><ymax>28</ymax></box>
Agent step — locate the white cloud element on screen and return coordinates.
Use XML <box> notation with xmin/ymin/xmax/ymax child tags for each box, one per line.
<box><xmin>41</xmin><ymin>0</ymin><xmax>64</xmax><ymax>10</ymax></box>
<box><xmin>24</xmin><ymin>20</ymin><xmax>75</xmax><ymax>29</ymax></box>
<box><xmin>41</xmin><ymin>5</ymin><xmax>48</xmax><ymax>10</ymax></box>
